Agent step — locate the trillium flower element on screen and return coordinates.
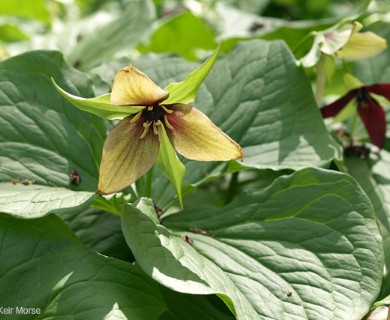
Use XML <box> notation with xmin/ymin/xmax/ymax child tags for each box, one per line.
<box><xmin>320</xmin><ymin>84</ymin><xmax>390</xmax><ymax>149</ymax></box>
<box><xmin>52</xmin><ymin>46</ymin><xmax>243</xmax><ymax>205</ymax></box>
<box><xmin>97</xmin><ymin>65</ymin><xmax>242</xmax><ymax>194</ymax></box>
<box><xmin>300</xmin><ymin>22</ymin><xmax>387</xmax><ymax>68</ymax></box>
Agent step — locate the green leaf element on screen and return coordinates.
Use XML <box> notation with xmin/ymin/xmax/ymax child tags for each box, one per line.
<box><xmin>121</xmin><ymin>198</ymin><xmax>238</xmax><ymax>316</ymax></box>
<box><xmin>123</xmin><ymin>168</ymin><xmax>384</xmax><ymax>319</ymax></box>
<box><xmin>163</xmin><ymin>43</ymin><xmax>220</xmax><ymax>105</ymax></box>
<box><xmin>142</xmin><ymin>11</ymin><xmax>217</xmax><ymax>61</ymax></box>
<box><xmin>156</xmin><ymin>126</ymin><xmax>185</xmax><ymax>208</ymax></box>
<box><xmin>0</xmin><ymin>212</ymin><xmax>167</xmax><ymax>319</ymax></box>
<box><xmin>65</xmin><ymin>0</ymin><xmax>156</xmax><ymax>70</ymax></box>
<box><xmin>0</xmin><ymin>50</ymin><xmax>106</xmax><ymax>191</ymax></box>
<box><xmin>0</xmin><ymin>183</ymin><xmax>94</xmax><ymax>218</ymax></box>
<box><xmin>52</xmin><ymin>80</ymin><xmax>143</xmax><ymax>120</ymax></box>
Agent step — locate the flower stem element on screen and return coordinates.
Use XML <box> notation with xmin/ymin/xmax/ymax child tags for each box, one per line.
<box><xmin>145</xmin><ymin>166</ymin><xmax>153</xmax><ymax>198</ymax></box>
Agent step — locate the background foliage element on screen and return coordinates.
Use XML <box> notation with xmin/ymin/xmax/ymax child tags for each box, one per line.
<box><xmin>0</xmin><ymin>0</ymin><xmax>389</xmax><ymax>319</ymax></box>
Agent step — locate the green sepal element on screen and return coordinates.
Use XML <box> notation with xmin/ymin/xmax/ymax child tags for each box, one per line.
<box><xmin>163</xmin><ymin>43</ymin><xmax>221</xmax><ymax>105</ymax></box>
<box><xmin>155</xmin><ymin>126</ymin><xmax>185</xmax><ymax>208</ymax></box>
<box><xmin>52</xmin><ymin>78</ymin><xmax>143</xmax><ymax>120</ymax></box>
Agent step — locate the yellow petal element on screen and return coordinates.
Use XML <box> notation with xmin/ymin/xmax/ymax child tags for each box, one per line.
<box><xmin>97</xmin><ymin>116</ymin><xmax>160</xmax><ymax>194</ymax></box>
<box><xmin>165</xmin><ymin>104</ymin><xmax>243</xmax><ymax>161</ymax></box>
<box><xmin>111</xmin><ymin>65</ymin><xmax>169</xmax><ymax>106</ymax></box>
<box><xmin>336</xmin><ymin>31</ymin><xmax>387</xmax><ymax>61</ymax></box>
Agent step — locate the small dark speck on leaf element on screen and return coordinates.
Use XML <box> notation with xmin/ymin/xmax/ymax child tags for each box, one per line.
<box><xmin>9</xmin><ymin>178</ymin><xmax>20</xmax><ymax>185</ymax></box>
<box><xmin>73</xmin><ymin>60</ymin><xmax>81</xmax><ymax>68</ymax></box>
<box><xmin>184</xmin><ymin>236</ymin><xmax>193</xmax><ymax>245</ymax></box>
<box><xmin>249</xmin><ymin>21</ymin><xmax>265</xmax><ymax>32</ymax></box>
<box><xmin>190</xmin><ymin>227</ymin><xmax>212</xmax><ymax>237</ymax></box>
<box><xmin>21</xmin><ymin>179</ymin><xmax>35</xmax><ymax>185</ymax></box>
<box><xmin>69</xmin><ymin>169</ymin><xmax>81</xmax><ymax>185</ymax></box>
<box><xmin>287</xmin><ymin>291</ymin><xmax>292</xmax><ymax>297</ymax></box>
<box><xmin>154</xmin><ymin>203</ymin><xmax>163</xmax><ymax>216</ymax></box>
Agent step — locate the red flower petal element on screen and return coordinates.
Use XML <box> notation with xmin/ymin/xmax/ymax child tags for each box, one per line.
<box><xmin>320</xmin><ymin>91</ymin><xmax>356</xmax><ymax>118</ymax></box>
<box><xmin>365</xmin><ymin>83</ymin><xmax>390</xmax><ymax>101</ymax></box>
<box><xmin>357</xmin><ymin>95</ymin><xmax>386</xmax><ymax>148</ymax></box>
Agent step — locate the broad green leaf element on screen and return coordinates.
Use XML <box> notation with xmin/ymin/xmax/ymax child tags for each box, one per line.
<box><xmin>0</xmin><ymin>0</ymin><xmax>51</xmax><ymax>24</ymax></box>
<box><xmin>0</xmin><ymin>213</ymin><xmax>167</xmax><ymax>319</ymax></box>
<box><xmin>65</xmin><ymin>0</ymin><xmax>156</xmax><ymax>70</ymax></box>
<box><xmin>52</xmin><ymin>80</ymin><xmax>143</xmax><ymax>120</ymax></box>
<box><xmin>123</xmin><ymin>168</ymin><xmax>384</xmax><ymax>320</ymax></box>
<box><xmin>0</xmin><ymin>183</ymin><xmax>94</xmax><ymax>218</ymax></box>
<box><xmin>163</xmin><ymin>43</ymin><xmax>220</xmax><ymax>105</ymax></box>
<box><xmin>0</xmin><ymin>50</ymin><xmax>106</xmax><ymax>191</ymax></box>
<box><xmin>121</xmin><ymin>199</ymin><xmax>239</xmax><ymax>317</ymax></box>
<box><xmin>156</xmin><ymin>126</ymin><xmax>185</xmax><ymax>208</ymax></box>
<box><xmin>345</xmin><ymin>152</ymin><xmax>390</xmax><ymax>298</ymax></box>
<box><xmin>142</xmin><ymin>11</ymin><xmax>217</xmax><ymax>61</ymax></box>
<box><xmin>0</xmin><ymin>211</ymin><xmax>234</xmax><ymax>319</ymax></box>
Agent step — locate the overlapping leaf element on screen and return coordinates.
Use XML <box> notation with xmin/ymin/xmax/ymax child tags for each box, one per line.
<box><xmin>0</xmin><ymin>212</ymin><xmax>235</xmax><ymax>319</ymax></box>
<box><xmin>0</xmin><ymin>183</ymin><xmax>94</xmax><ymax>218</ymax></box>
<box><xmin>122</xmin><ymin>168</ymin><xmax>383</xmax><ymax>320</ymax></box>
<box><xmin>0</xmin><ymin>50</ymin><xmax>105</xmax><ymax>192</ymax></box>
<box><xmin>0</xmin><ymin>213</ymin><xmax>167</xmax><ymax>319</ymax></box>
<box><xmin>63</xmin><ymin>0</ymin><xmax>156</xmax><ymax>70</ymax></box>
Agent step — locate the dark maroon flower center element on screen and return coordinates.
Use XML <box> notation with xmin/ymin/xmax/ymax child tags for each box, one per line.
<box><xmin>143</xmin><ymin>105</ymin><xmax>166</xmax><ymax>122</ymax></box>
<box><xmin>356</xmin><ymin>88</ymin><xmax>371</xmax><ymax>108</ymax></box>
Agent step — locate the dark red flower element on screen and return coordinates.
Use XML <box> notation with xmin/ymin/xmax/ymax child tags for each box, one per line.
<box><xmin>321</xmin><ymin>84</ymin><xmax>390</xmax><ymax>148</ymax></box>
